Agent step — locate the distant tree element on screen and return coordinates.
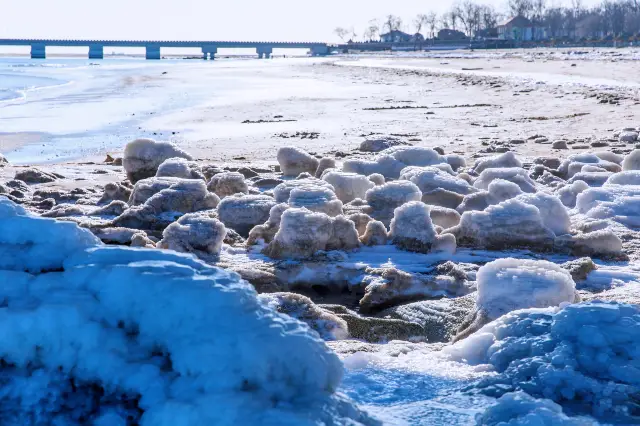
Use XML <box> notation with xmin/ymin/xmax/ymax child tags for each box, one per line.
<box><xmin>455</xmin><ymin>0</ymin><xmax>481</xmax><ymax>36</ymax></box>
<box><xmin>509</xmin><ymin>0</ymin><xmax>534</xmax><ymax>17</ymax></box>
<box><xmin>334</xmin><ymin>27</ymin><xmax>349</xmax><ymax>41</ymax></box>
<box><xmin>383</xmin><ymin>15</ymin><xmax>403</xmax><ymax>33</ymax></box>
<box><xmin>414</xmin><ymin>14</ymin><xmax>428</xmax><ymax>34</ymax></box>
<box><xmin>440</xmin><ymin>13</ymin><xmax>451</xmax><ymax>30</ymax></box>
<box><xmin>366</xmin><ymin>19</ymin><xmax>381</xmax><ymax>41</ymax></box>
<box><xmin>427</xmin><ymin>12</ymin><xmax>439</xmax><ymax>38</ymax></box>
<box><xmin>349</xmin><ymin>27</ymin><xmax>358</xmax><ymax>41</ymax></box>
<box><xmin>480</xmin><ymin>5</ymin><xmax>499</xmax><ymax>31</ymax></box>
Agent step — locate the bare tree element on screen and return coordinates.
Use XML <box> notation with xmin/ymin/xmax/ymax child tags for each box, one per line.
<box><xmin>509</xmin><ymin>0</ymin><xmax>534</xmax><ymax>17</ymax></box>
<box><xmin>426</xmin><ymin>12</ymin><xmax>439</xmax><ymax>38</ymax></box>
<box><xmin>440</xmin><ymin>13</ymin><xmax>451</xmax><ymax>30</ymax></box>
<box><xmin>364</xmin><ymin>20</ymin><xmax>380</xmax><ymax>41</ymax></box>
<box><xmin>334</xmin><ymin>27</ymin><xmax>349</xmax><ymax>41</ymax></box>
<box><xmin>414</xmin><ymin>14</ymin><xmax>428</xmax><ymax>34</ymax></box>
<box><xmin>455</xmin><ymin>0</ymin><xmax>482</xmax><ymax>36</ymax></box>
<box><xmin>349</xmin><ymin>27</ymin><xmax>358</xmax><ymax>42</ymax></box>
<box><xmin>383</xmin><ymin>15</ymin><xmax>403</xmax><ymax>33</ymax></box>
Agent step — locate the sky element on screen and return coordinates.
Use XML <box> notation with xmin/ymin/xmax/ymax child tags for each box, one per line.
<box><xmin>0</xmin><ymin>0</ymin><xmax>602</xmax><ymax>43</ymax></box>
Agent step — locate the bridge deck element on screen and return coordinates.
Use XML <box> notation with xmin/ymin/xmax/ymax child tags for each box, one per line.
<box><xmin>0</xmin><ymin>39</ymin><xmax>327</xmax><ymax>48</ymax></box>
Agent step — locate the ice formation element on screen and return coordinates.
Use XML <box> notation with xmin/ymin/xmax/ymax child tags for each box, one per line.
<box><xmin>576</xmin><ymin>185</ymin><xmax>640</xmax><ymax>227</ymax></box>
<box><xmin>447</xmin><ymin>302</ymin><xmax>640</xmax><ymax>423</ymax></box>
<box><xmin>359</xmin><ymin>220</ymin><xmax>388</xmax><ymax>246</ymax></box>
<box><xmin>343</xmin><ymin>147</ymin><xmax>448</xmax><ymax>179</ymax></box>
<box><xmin>314</xmin><ymin>157</ymin><xmax>336</xmax><ymax>178</ymax></box>
<box><xmin>472</xmin><ymin>151</ymin><xmax>522</xmax><ymax>174</ymax></box>
<box><xmin>429</xmin><ymin>206</ymin><xmax>461</xmax><ymax>229</ymax></box>
<box><xmin>473</xmin><ymin>168</ymin><xmax>537</xmax><ymax>193</ymax></box>
<box><xmin>322</xmin><ymin>171</ymin><xmax>375</xmax><ymax>203</ymax></box>
<box><xmin>155</xmin><ymin>157</ymin><xmax>204</xmax><ymax>180</ymax></box>
<box><xmin>389</xmin><ymin>201</ymin><xmax>456</xmax><ymax>254</ymax></box>
<box><xmin>157</xmin><ymin>212</ymin><xmax>226</xmax><ymax>256</ymax></box>
<box><xmin>217</xmin><ymin>194</ymin><xmax>277</xmax><ymax>236</ymax></box>
<box><xmin>263</xmin><ymin>208</ymin><xmax>359</xmax><ymax>259</ymax></box>
<box><xmin>557</xmin><ymin>180</ymin><xmax>589</xmax><ymax>208</ymax></box>
<box><xmin>288</xmin><ymin>186</ymin><xmax>344</xmax><ymax>216</ymax></box>
<box><xmin>367</xmin><ymin>173</ymin><xmax>385</xmax><ymax>186</ymax></box>
<box><xmin>515</xmin><ymin>192</ymin><xmax>570</xmax><ymax>236</ymax></box>
<box><xmin>605</xmin><ymin>170</ymin><xmax>640</xmax><ymax>186</ymax></box>
<box><xmin>122</xmin><ymin>138</ymin><xmax>193</xmax><ymax>183</ymax></box>
<box><xmin>0</xmin><ymin>198</ymin><xmax>376</xmax><ymax>425</ymax></box>
<box><xmin>272</xmin><ymin>178</ymin><xmax>335</xmax><ymax>203</ymax></box>
<box><xmin>207</xmin><ymin>171</ymin><xmax>249</xmax><ymax>198</ymax></box>
<box><xmin>399</xmin><ymin>166</ymin><xmax>476</xmax><ymax>196</ymax></box>
<box><xmin>364</xmin><ymin>180</ymin><xmax>422</xmax><ymax>225</ymax></box>
<box><xmin>277</xmin><ymin>146</ymin><xmax>319</xmax><ymax>176</ymax></box>
<box><xmin>246</xmin><ymin>203</ymin><xmax>289</xmax><ymax>245</ymax></box>
<box><xmin>559</xmin><ymin>153</ymin><xmax>621</xmax><ymax>178</ymax></box>
<box><xmin>348</xmin><ymin>212</ymin><xmax>373</xmax><ymax>236</ymax></box>
<box><xmin>622</xmin><ymin>149</ymin><xmax>640</xmax><ymax>171</ymax></box>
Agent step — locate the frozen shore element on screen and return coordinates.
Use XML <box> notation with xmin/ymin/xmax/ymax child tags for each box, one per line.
<box><xmin>1</xmin><ymin>50</ymin><xmax>640</xmax><ymax>425</ymax></box>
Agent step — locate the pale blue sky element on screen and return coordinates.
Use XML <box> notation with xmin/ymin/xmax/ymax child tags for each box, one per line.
<box><xmin>0</xmin><ymin>0</ymin><xmax>601</xmax><ymax>42</ymax></box>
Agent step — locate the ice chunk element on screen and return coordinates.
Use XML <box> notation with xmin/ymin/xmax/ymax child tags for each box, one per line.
<box><xmin>322</xmin><ymin>171</ymin><xmax>375</xmax><ymax>203</ymax></box>
<box><xmin>622</xmin><ymin>149</ymin><xmax>640</xmax><ymax>171</ymax></box>
<box><xmin>473</xmin><ymin>168</ymin><xmax>537</xmax><ymax>193</ymax></box>
<box><xmin>389</xmin><ymin>201</ymin><xmax>456</xmax><ymax>254</ymax></box>
<box><xmin>277</xmin><ymin>146</ymin><xmax>319</xmax><ymax>176</ymax></box>
<box><xmin>155</xmin><ymin>157</ymin><xmax>204</xmax><ymax>180</ymax></box>
<box><xmin>556</xmin><ymin>180</ymin><xmax>589</xmax><ymax>208</ymax></box>
<box><xmin>605</xmin><ymin>170</ymin><xmax>640</xmax><ymax>186</ymax></box>
<box><xmin>207</xmin><ymin>171</ymin><xmax>249</xmax><ymax>198</ymax></box>
<box><xmin>123</xmin><ymin>138</ymin><xmax>192</xmax><ymax>183</ymax></box>
<box><xmin>157</xmin><ymin>212</ymin><xmax>226</xmax><ymax>256</ymax></box>
<box><xmin>217</xmin><ymin>194</ymin><xmax>277</xmax><ymax>236</ymax></box>
<box><xmin>289</xmin><ymin>186</ymin><xmax>343</xmax><ymax>216</ymax></box>
<box><xmin>472</xmin><ymin>151</ymin><xmax>522</xmax><ymax>174</ymax></box>
<box><xmin>273</xmin><ymin>178</ymin><xmax>335</xmax><ymax>203</ymax></box>
<box><xmin>400</xmin><ymin>166</ymin><xmax>476</xmax><ymax>196</ymax></box>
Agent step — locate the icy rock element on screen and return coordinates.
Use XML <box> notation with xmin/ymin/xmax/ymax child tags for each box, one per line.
<box><xmin>593</xmin><ymin>151</ymin><xmax>624</xmax><ymax>165</ymax></box>
<box><xmin>385</xmin><ymin>146</ymin><xmax>446</xmax><ymax>167</ymax></box>
<box><xmin>157</xmin><ymin>212</ymin><xmax>226</xmax><ymax>257</ymax></box>
<box><xmin>246</xmin><ymin>203</ymin><xmax>289</xmax><ymax>245</ymax></box>
<box><xmin>259</xmin><ymin>293</ymin><xmax>349</xmax><ymax>340</ymax></box>
<box><xmin>552</xmin><ymin>140</ymin><xmax>569</xmax><ymax>149</ymax></box>
<box><xmin>457</xmin><ymin>179</ymin><xmax>523</xmax><ymax>214</ymax></box>
<box><xmin>400</xmin><ymin>166</ymin><xmax>476</xmax><ymax>196</ymax></box>
<box><xmin>447</xmin><ymin>302</ymin><xmax>640</xmax><ymax>422</ymax></box>
<box><xmin>472</xmin><ymin>151</ymin><xmax>522</xmax><ymax>174</ymax></box>
<box><xmin>476</xmin><ymin>392</ymin><xmax>598</xmax><ymax>426</ymax></box>
<box><xmin>429</xmin><ymin>206</ymin><xmax>461</xmax><ymax>229</ymax></box>
<box><xmin>605</xmin><ymin>170</ymin><xmax>640</xmax><ymax>186</ymax></box>
<box><xmin>534</xmin><ymin>157</ymin><xmax>562</xmax><ymax>170</ymax></box>
<box><xmin>453</xmin><ymin>258</ymin><xmax>577</xmax><ymax>341</ymax></box>
<box><xmin>122</xmin><ymin>138</ymin><xmax>193</xmax><ymax>183</ymax></box>
<box><xmin>344</xmin><ymin>147</ymin><xmax>447</xmax><ymax>179</ymax></box>
<box><xmin>554</xmin><ymin>229</ymin><xmax>624</xmax><ymax>258</ymax></box>
<box><xmin>130</xmin><ymin>232</ymin><xmax>155</xmax><ymax>248</ymax></box>
<box><xmin>288</xmin><ymin>186</ymin><xmax>343</xmax><ymax>217</ymax></box>
<box><xmin>622</xmin><ymin>149</ymin><xmax>640</xmax><ymax>171</ymax></box>
<box><xmin>98</xmin><ymin>182</ymin><xmax>132</xmax><ymax>205</ymax></box>
<box><xmin>389</xmin><ymin>201</ymin><xmax>456</xmax><ymax>254</ymax></box>
<box><xmin>473</xmin><ymin>168</ymin><xmax>537</xmax><ymax>193</ymax></box>
<box><xmin>315</xmin><ymin>157</ymin><xmax>336</xmax><ymax>178</ymax></box>
<box><xmin>568</xmin><ymin>171</ymin><xmax>612</xmax><ymax>187</ymax></box>
<box><xmin>359</xmin><ymin>137</ymin><xmax>406</xmax><ymax>152</ymax></box>
<box><xmin>360</xmin><ymin>220</ymin><xmax>388</xmax><ymax>246</ymax></box>
<box><xmin>0</xmin><ymin>200</ymin><xmax>375</xmax><ymax>425</ymax></box>
<box><xmin>360</xmin><ymin>267</ymin><xmax>472</xmax><ymax>313</ymax></box>
<box><xmin>444</xmin><ymin>154</ymin><xmax>466</xmax><ymax>172</ymax></box>
<box><xmin>556</xmin><ymin>180</ymin><xmax>589</xmax><ymax>208</ymax></box>
<box><xmin>322</xmin><ymin>171</ymin><xmax>375</xmax><ymax>203</ymax></box>
<box><xmin>367</xmin><ymin>173</ymin><xmax>385</xmax><ymax>185</ymax></box>
<box><xmin>201</xmin><ymin>164</ymin><xmax>225</xmax><ymax>180</ymax></box>
<box><xmin>365</xmin><ymin>180</ymin><xmax>422</xmax><ymax>225</ymax></box>
<box><xmin>217</xmin><ymin>194</ymin><xmax>277</xmax><ymax>236</ymax></box>
<box><xmin>273</xmin><ymin>178</ymin><xmax>335</xmax><ymax>203</ymax></box>
<box><xmin>207</xmin><ymin>171</ymin><xmax>249</xmax><ymax>198</ymax></box>
<box><xmin>263</xmin><ymin>208</ymin><xmax>359</xmax><ymax>259</ymax></box>
<box><xmin>348</xmin><ymin>213</ymin><xmax>373</xmax><ymax>236</ymax></box>
<box><xmin>14</xmin><ymin>168</ymin><xmax>58</xmax><ymax>184</ymax></box>
<box><xmin>0</xmin><ymin>153</ymin><xmax>8</xmax><ymax>166</ymax></box>
<box><xmin>326</xmin><ymin>307</ymin><xmax>426</xmax><ymax>343</ymax></box>
<box><xmin>128</xmin><ymin>176</ymin><xmax>183</xmax><ymax>206</ymax></box>
<box><xmin>559</xmin><ymin>153</ymin><xmax>621</xmax><ymax>178</ymax></box>
<box><xmin>422</xmin><ymin>188</ymin><xmax>465</xmax><ymax>209</ymax></box>
<box><xmin>90</xmin><ymin>200</ymin><xmax>128</xmax><ymax>217</ymax></box>
<box><xmin>576</xmin><ymin>185</ymin><xmax>640</xmax><ymax>227</ymax></box>
<box><xmin>516</xmin><ymin>192</ymin><xmax>570</xmax><ymax>235</ymax></box>
<box><xmin>561</xmin><ymin>257</ymin><xmax>597</xmax><ymax>282</ymax></box>
<box><xmin>155</xmin><ymin>157</ymin><xmax>204</xmax><ymax>180</ymax></box>
<box><xmin>41</xmin><ymin>204</ymin><xmax>86</xmax><ymax>218</ymax></box>
<box><xmin>619</xmin><ymin>130</ymin><xmax>639</xmax><ymax>142</ymax></box>
<box><xmin>450</xmin><ymin>199</ymin><xmax>556</xmax><ymax>251</ymax></box>
<box><xmin>277</xmin><ymin>146</ymin><xmax>319</xmax><ymax>177</ymax></box>
<box><xmin>377</xmin><ymin>293</ymin><xmax>477</xmax><ymax>343</ymax></box>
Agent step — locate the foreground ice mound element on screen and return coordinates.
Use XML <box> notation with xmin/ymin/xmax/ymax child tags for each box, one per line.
<box><xmin>473</xmin><ymin>168</ymin><xmax>537</xmax><ymax>193</ymax></box>
<box><xmin>277</xmin><ymin>146</ymin><xmax>319</xmax><ymax>177</ymax></box>
<box><xmin>207</xmin><ymin>171</ymin><xmax>249</xmax><ymax>198</ymax></box>
<box><xmin>273</xmin><ymin>178</ymin><xmax>335</xmax><ymax>203</ymax></box>
<box><xmin>447</xmin><ymin>302</ymin><xmax>640</xmax><ymax>423</ymax></box>
<box><xmin>157</xmin><ymin>212</ymin><xmax>226</xmax><ymax>257</ymax></box>
<box><xmin>288</xmin><ymin>186</ymin><xmax>343</xmax><ymax>216</ymax></box>
<box><xmin>476</xmin><ymin>392</ymin><xmax>597</xmax><ymax>425</ymax></box>
<box><xmin>155</xmin><ymin>157</ymin><xmax>204</xmax><ymax>180</ymax></box>
<box><xmin>343</xmin><ymin>147</ymin><xmax>448</xmax><ymax>179</ymax></box>
<box><xmin>576</xmin><ymin>185</ymin><xmax>640</xmax><ymax>228</ymax></box>
<box><xmin>622</xmin><ymin>149</ymin><xmax>640</xmax><ymax>171</ymax></box>
<box><xmin>322</xmin><ymin>171</ymin><xmax>375</xmax><ymax>203</ymax></box>
<box><xmin>472</xmin><ymin>151</ymin><xmax>522</xmax><ymax>175</ymax></box>
<box><xmin>263</xmin><ymin>208</ymin><xmax>359</xmax><ymax>259</ymax></box>
<box><xmin>123</xmin><ymin>138</ymin><xmax>193</xmax><ymax>183</ymax></box>
<box><xmin>400</xmin><ymin>166</ymin><xmax>476</xmax><ymax>196</ymax></box>
<box><xmin>0</xmin><ymin>198</ymin><xmax>377</xmax><ymax>425</ymax></box>
<box><xmin>389</xmin><ymin>201</ymin><xmax>456</xmax><ymax>254</ymax></box>
<box><xmin>217</xmin><ymin>194</ymin><xmax>277</xmax><ymax>236</ymax></box>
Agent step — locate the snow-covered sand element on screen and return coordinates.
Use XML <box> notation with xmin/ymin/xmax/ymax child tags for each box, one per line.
<box><xmin>1</xmin><ymin>49</ymin><xmax>640</xmax><ymax>425</ymax></box>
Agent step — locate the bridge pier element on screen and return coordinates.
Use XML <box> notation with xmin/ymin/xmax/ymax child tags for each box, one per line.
<box><xmin>89</xmin><ymin>44</ymin><xmax>103</xmax><ymax>59</ymax></box>
<box><xmin>145</xmin><ymin>46</ymin><xmax>161</xmax><ymax>60</ymax></box>
<box><xmin>310</xmin><ymin>45</ymin><xmax>329</xmax><ymax>56</ymax></box>
<box><xmin>202</xmin><ymin>46</ymin><xmax>217</xmax><ymax>60</ymax></box>
<box><xmin>256</xmin><ymin>47</ymin><xmax>273</xmax><ymax>59</ymax></box>
<box><xmin>30</xmin><ymin>44</ymin><xmax>46</xmax><ymax>59</ymax></box>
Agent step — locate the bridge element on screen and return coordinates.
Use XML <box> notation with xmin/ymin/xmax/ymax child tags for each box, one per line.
<box><xmin>0</xmin><ymin>39</ymin><xmax>330</xmax><ymax>60</ymax></box>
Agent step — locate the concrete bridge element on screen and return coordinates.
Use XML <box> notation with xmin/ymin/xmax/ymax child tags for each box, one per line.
<box><xmin>0</xmin><ymin>39</ymin><xmax>330</xmax><ymax>60</ymax></box>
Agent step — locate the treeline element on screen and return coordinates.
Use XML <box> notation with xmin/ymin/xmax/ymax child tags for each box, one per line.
<box><xmin>335</xmin><ymin>0</ymin><xmax>640</xmax><ymax>41</ymax></box>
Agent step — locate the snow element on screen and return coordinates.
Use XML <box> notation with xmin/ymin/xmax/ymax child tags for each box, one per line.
<box><xmin>217</xmin><ymin>194</ymin><xmax>277</xmax><ymax>236</ymax></box>
<box><xmin>0</xmin><ymin>197</ymin><xmax>377</xmax><ymax>425</ymax></box>
<box><xmin>445</xmin><ymin>302</ymin><xmax>640</xmax><ymax>423</ymax></box>
<box><xmin>556</xmin><ymin>180</ymin><xmax>589</xmax><ymax>208</ymax></box>
<box><xmin>605</xmin><ymin>170</ymin><xmax>640</xmax><ymax>186</ymax></box>
<box><xmin>322</xmin><ymin>171</ymin><xmax>375</xmax><ymax>203</ymax></box>
<box><xmin>360</xmin><ymin>220</ymin><xmax>389</xmax><ymax>246</ymax></box>
<box><xmin>277</xmin><ymin>146</ymin><xmax>319</xmax><ymax>177</ymax></box>
<box><xmin>315</xmin><ymin>157</ymin><xmax>337</xmax><ymax>178</ymax></box>
<box><xmin>559</xmin><ymin>153</ymin><xmax>621</xmax><ymax>179</ymax></box>
<box><xmin>515</xmin><ymin>192</ymin><xmax>570</xmax><ymax>236</ymax></box>
<box><xmin>365</xmin><ymin>181</ymin><xmax>422</xmax><ymax>210</ymax></box>
<box><xmin>123</xmin><ymin>138</ymin><xmax>193</xmax><ymax>183</ymax></box>
<box><xmin>157</xmin><ymin>212</ymin><xmax>227</xmax><ymax>257</ymax></box>
<box><xmin>344</xmin><ymin>147</ymin><xmax>449</xmax><ymax>179</ymax></box>
<box><xmin>576</xmin><ymin>185</ymin><xmax>640</xmax><ymax>228</ymax></box>
<box><xmin>272</xmin><ymin>178</ymin><xmax>335</xmax><ymax>203</ymax></box>
<box><xmin>475</xmin><ymin>258</ymin><xmax>576</xmax><ymax>320</ymax></box>
<box><xmin>389</xmin><ymin>201</ymin><xmax>456</xmax><ymax>254</ymax></box>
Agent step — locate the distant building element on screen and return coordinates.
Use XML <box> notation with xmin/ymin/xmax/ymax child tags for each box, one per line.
<box><xmin>576</xmin><ymin>15</ymin><xmax>604</xmax><ymax>39</ymax></box>
<box><xmin>475</xmin><ymin>28</ymin><xmax>498</xmax><ymax>39</ymax></box>
<box><xmin>437</xmin><ymin>29</ymin><xmax>468</xmax><ymax>41</ymax></box>
<box><xmin>498</xmin><ymin>16</ymin><xmax>533</xmax><ymax>41</ymax></box>
<box><xmin>411</xmin><ymin>33</ymin><xmax>425</xmax><ymax>43</ymax></box>
<box><xmin>380</xmin><ymin>30</ymin><xmax>412</xmax><ymax>43</ymax></box>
